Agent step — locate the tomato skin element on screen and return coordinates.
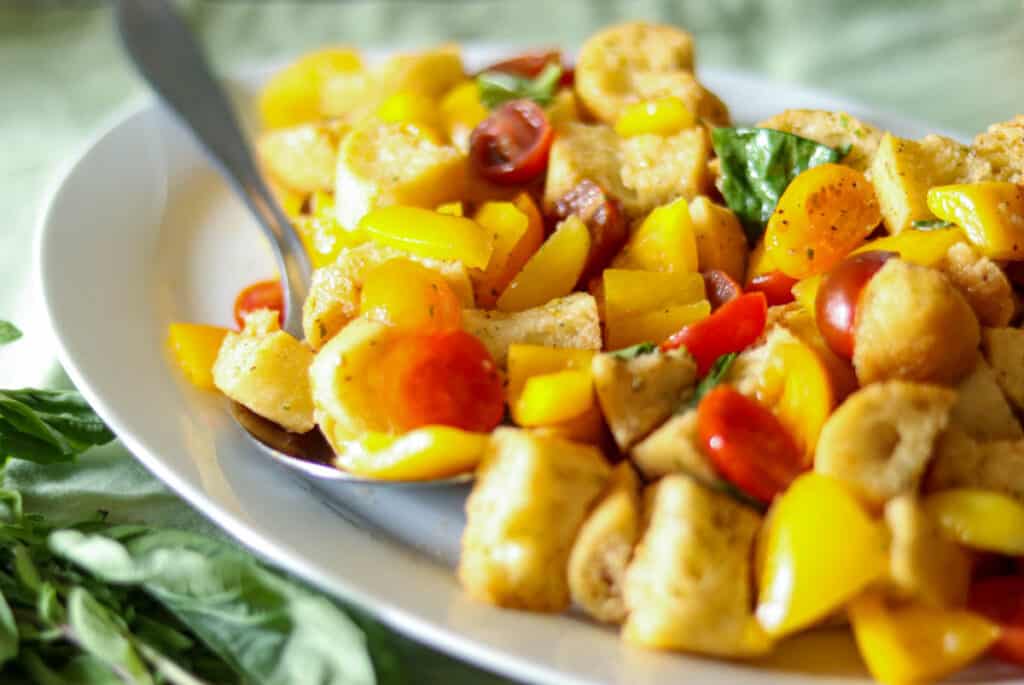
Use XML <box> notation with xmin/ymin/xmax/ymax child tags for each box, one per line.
<box><xmin>969</xmin><ymin>575</ymin><xmax>1024</xmax><ymax>665</ymax></box>
<box><xmin>697</xmin><ymin>386</ymin><xmax>806</xmax><ymax>504</ymax></box>
<box><xmin>481</xmin><ymin>50</ymin><xmax>573</xmax><ymax>86</ymax></box>
<box><xmin>470</xmin><ymin>100</ymin><xmax>553</xmax><ymax>185</ymax></box>
<box><xmin>550</xmin><ymin>180</ymin><xmax>627</xmax><ymax>283</ymax></box>
<box><xmin>748</xmin><ymin>270</ymin><xmax>799</xmax><ymax>307</ymax></box>
<box><xmin>234</xmin><ymin>279</ymin><xmax>284</xmax><ymax>329</ymax></box>
<box><xmin>662</xmin><ymin>292</ymin><xmax>767</xmax><ymax>375</ymax></box>
<box><xmin>703</xmin><ymin>270</ymin><xmax>742</xmax><ymax>310</ymax></box>
<box><xmin>816</xmin><ymin>251</ymin><xmax>897</xmax><ymax>359</ymax></box>
<box><xmin>381</xmin><ymin>330</ymin><xmax>505</xmax><ymax>433</ymax></box>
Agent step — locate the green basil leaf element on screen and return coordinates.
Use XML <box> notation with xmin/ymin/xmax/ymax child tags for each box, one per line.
<box><xmin>0</xmin><ymin>321</ymin><xmax>21</xmax><ymax>346</ymax></box>
<box><xmin>608</xmin><ymin>342</ymin><xmax>657</xmax><ymax>360</ymax></box>
<box><xmin>712</xmin><ymin>127</ymin><xmax>846</xmax><ymax>243</ymax></box>
<box><xmin>51</xmin><ymin>529</ymin><xmax>375</xmax><ymax>685</ymax></box>
<box><xmin>66</xmin><ymin>587</ymin><xmax>154</xmax><ymax>685</ymax></box>
<box><xmin>911</xmin><ymin>219</ymin><xmax>955</xmax><ymax>230</ymax></box>
<box><xmin>679</xmin><ymin>352</ymin><xmax>737</xmax><ymax>413</ymax></box>
<box><xmin>477</xmin><ymin>62</ymin><xmax>562</xmax><ymax>109</ymax></box>
<box><xmin>0</xmin><ymin>389</ymin><xmax>115</xmax><ymax>464</ymax></box>
<box><xmin>0</xmin><ymin>589</ymin><xmax>18</xmax><ymax>667</ymax></box>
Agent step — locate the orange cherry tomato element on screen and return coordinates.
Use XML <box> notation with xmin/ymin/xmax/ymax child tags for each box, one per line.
<box><xmin>697</xmin><ymin>386</ymin><xmax>806</xmax><ymax>504</ymax></box>
<box><xmin>381</xmin><ymin>330</ymin><xmax>504</xmax><ymax>433</ymax></box>
<box><xmin>748</xmin><ymin>270</ymin><xmax>799</xmax><ymax>307</ymax></box>
<box><xmin>662</xmin><ymin>292</ymin><xmax>767</xmax><ymax>375</ymax></box>
<box><xmin>816</xmin><ymin>250</ymin><xmax>896</xmax><ymax>359</ymax></box>
<box><xmin>470</xmin><ymin>100</ymin><xmax>553</xmax><ymax>185</ymax></box>
<box><xmin>703</xmin><ymin>270</ymin><xmax>742</xmax><ymax>310</ymax></box>
<box><xmin>969</xmin><ymin>575</ymin><xmax>1024</xmax><ymax>666</ymax></box>
<box><xmin>234</xmin><ymin>279</ymin><xmax>283</xmax><ymax>329</ymax></box>
<box><xmin>550</xmin><ymin>179</ymin><xmax>627</xmax><ymax>283</ymax></box>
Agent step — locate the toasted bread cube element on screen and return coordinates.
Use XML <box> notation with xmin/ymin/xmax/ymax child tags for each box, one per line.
<box><xmin>885</xmin><ymin>494</ymin><xmax>971</xmax><ymax>608</ymax></box>
<box><xmin>213</xmin><ymin>310</ymin><xmax>315</xmax><ymax>433</ymax></box>
<box><xmin>257</xmin><ymin>123</ymin><xmax>340</xmax><ymax>193</ymax></box>
<box><xmin>461</xmin><ymin>293</ymin><xmax>602</xmax><ymax>368</ymax></box>
<box><xmin>591</xmin><ymin>348</ymin><xmax>697</xmax><ymax>450</ymax></box>
<box><xmin>927</xmin><ymin>429</ymin><xmax>1024</xmax><ymax>503</ymax></box>
<box><xmin>459</xmin><ymin>428</ymin><xmax>611</xmax><ymax>611</ymax></box>
<box><xmin>543</xmin><ymin>123</ymin><xmax>710</xmax><ymax>220</ymax></box>
<box><xmin>967</xmin><ymin>115</ymin><xmax>1024</xmax><ymax>183</ymax></box>
<box><xmin>757</xmin><ymin>109</ymin><xmax>882</xmax><ymax>172</ymax></box>
<box><xmin>376</xmin><ymin>44</ymin><xmax>465</xmax><ymax>99</ymax></box>
<box><xmin>854</xmin><ymin>259</ymin><xmax>979</xmax><ymax>386</ymax></box>
<box><xmin>815</xmin><ymin>381</ymin><xmax>956</xmax><ymax>509</ymax></box>
<box><xmin>688</xmin><ymin>196</ymin><xmax>748</xmax><ymax>282</ymax></box>
<box><xmin>623</xmin><ymin>475</ymin><xmax>770</xmax><ymax>657</ymax></box>
<box><xmin>334</xmin><ymin>120</ymin><xmax>467</xmax><ymax>229</ymax></box>
<box><xmin>629</xmin><ymin>409</ymin><xmax>721</xmax><ymax>485</ymax></box>
<box><xmin>303</xmin><ymin>243</ymin><xmax>473</xmax><ymax>349</ymax></box>
<box><xmin>868</xmin><ymin>132</ymin><xmax>971</xmax><ymax>234</ymax></box>
<box><xmin>982</xmin><ymin>327</ymin><xmax>1024</xmax><ymax>412</ymax></box>
<box><xmin>568</xmin><ymin>463</ymin><xmax>641</xmax><ymax>623</ymax></box>
<box><xmin>950</xmin><ymin>357</ymin><xmax>1023</xmax><ymax>441</ymax></box>
<box><xmin>940</xmin><ymin>242</ymin><xmax>1016</xmax><ymax>327</ymax></box>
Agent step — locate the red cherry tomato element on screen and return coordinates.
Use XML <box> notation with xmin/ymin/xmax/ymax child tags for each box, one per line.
<box><xmin>234</xmin><ymin>279</ymin><xmax>284</xmax><ymax>329</ymax></box>
<box><xmin>748</xmin><ymin>270</ymin><xmax>799</xmax><ymax>306</ymax></box>
<box><xmin>470</xmin><ymin>100</ymin><xmax>553</xmax><ymax>185</ymax></box>
<box><xmin>381</xmin><ymin>330</ymin><xmax>504</xmax><ymax>433</ymax></box>
<box><xmin>481</xmin><ymin>50</ymin><xmax>574</xmax><ymax>86</ymax></box>
<box><xmin>703</xmin><ymin>270</ymin><xmax>742</xmax><ymax>310</ymax></box>
<box><xmin>550</xmin><ymin>180</ymin><xmax>627</xmax><ymax>283</ymax></box>
<box><xmin>816</xmin><ymin>250</ymin><xmax>897</xmax><ymax>359</ymax></box>
<box><xmin>969</xmin><ymin>575</ymin><xmax>1024</xmax><ymax>666</ymax></box>
<box><xmin>662</xmin><ymin>292</ymin><xmax>767</xmax><ymax>375</ymax></box>
<box><xmin>697</xmin><ymin>386</ymin><xmax>806</xmax><ymax>504</ymax></box>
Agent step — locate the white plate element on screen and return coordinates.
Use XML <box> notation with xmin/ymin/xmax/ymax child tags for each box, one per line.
<box><xmin>38</xmin><ymin>46</ymin><xmax>1017</xmax><ymax>685</ymax></box>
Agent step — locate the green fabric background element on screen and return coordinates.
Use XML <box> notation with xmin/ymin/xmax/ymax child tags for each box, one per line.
<box><xmin>1</xmin><ymin>1</ymin><xmax>1022</xmax><ymax>681</ymax></box>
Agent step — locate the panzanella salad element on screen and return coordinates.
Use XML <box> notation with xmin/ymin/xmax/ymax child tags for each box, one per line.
<box><xmin>166</xmin><ymin>21</ymin><xmax>1024</xmax><ymax>684</ymax></box>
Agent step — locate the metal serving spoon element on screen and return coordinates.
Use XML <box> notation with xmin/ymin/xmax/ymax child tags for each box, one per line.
<box><xmin>116</xmin><ymin>0</ymin><xmax>471</xmax><ymax>486</ymax></box>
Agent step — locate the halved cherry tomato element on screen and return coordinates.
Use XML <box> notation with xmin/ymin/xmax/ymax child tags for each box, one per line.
<box><xmin>380</xmin><ymin>330</ymin><xmax>504</xmax><ymax>433</ymax></box>
<box><xmin>470</xmin><ymin>100</ymin><xmax>553</xmax><ymax>185</ymax></box>
<box><xmin>233</xmin><ymin>279</ymin><xmax>283</xmax><ymax>329</ymax></box>
<box><xmin>698</xmin><ymin>386</ymin><xmax>805</xmax><ymax>504</ymax></box>
<box><xmin>969</xmin><ymin>575</ymin><xmax>1024</xmax><ymax>665</ymax></box>
<box><xmin>480</xmin><ymin>50</ymin><xmax>574</xmax><ymax>86</ymax></box>
<box><xmin>550</xmin><ymin>180</ymin><xmax>627</xmax><ymax>283</ymax></box>
<box><xmin>702</xmin><ymin>270</ymin><xmax>742</xmax><ymax>310</ymax></box>
<box><xmin>748</xmin><ymin>270</ymin><xmax>798</xmax><ymax>306</ymax></box>
<box><xmin>816</xmin><ymin>251</ymin><xmax>896</xmax><ymax>359</ymax></box>
<box><xmin>662</xmin><ymin>292</ymin><xmax>767</xmax><ymax>375</ymax></box>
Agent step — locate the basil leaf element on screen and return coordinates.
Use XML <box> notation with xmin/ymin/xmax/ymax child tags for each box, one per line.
<box><xmin>477</xmin><ymin>62</ymin><xmax>562</xmax><ymax>109</ymax></box>
<box><xmin>0</xmin><ymin>322</ymin><xmax>21</xmax><ymax>346</ymax></box>
<box><xmin>912</xmin><ymin>219</ymin><xmax>955</xmax><ymax>230</ymax></box>
<box><xmin>51</xmin><ymin>529</ymin><xmax>376</xmax><ymax>685</ymax></box>
<box><xmin>712</xmin><ymin>127</ymin><xmax>846</xmax><ymax>243</ymax></box>
<box><xmin>66</xmin><ymin>587</ymin><xmax>154</xmax><ymax>684</ymax></box>
<box><xmin>609</xmin><ymin>342</ymin><xmax>657</xmax><ymax>360</ymax></box>
<box><xmin>0</xmin><ymin>590</ymin><xmax>17</xmax><ymax>667</ymax></box>
<box><xmin>679</xmin><ymin>352</ymin><xmax>737</xmax><ymax>413</ymax></box>
<box><xmin>0</xmin><ymin>390</ymin><xmax>115</xmax><ymax>464</ymax></box>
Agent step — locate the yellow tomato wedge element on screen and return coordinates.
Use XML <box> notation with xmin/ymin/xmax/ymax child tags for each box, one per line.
<box><xmin>602</xmin><ymin>269</ymin><xmax>705</xmax><ymax>320</ymax></box>
<box><xmin>167</xmin><ymin>323</ymin><xmax>230</xmax><ymax>390</ymax></box>
<box><xmin>335</xmin><ymin>426</ymin><xmax>488</xmax><ymax>480</ymax></box>
<box><xmin>923</xmin><ymin>488</ymin><xmax>1024</xmax><ymax>555</ymax></box>
<box><xmin>514</xmin><ymin>369</ymin><xmax>594</xmax><ymax>426</ymax></box>
<box><xmin>260</xmin><ymin>48</ymin><xmax>362</xmax><ymax>129</ymax></box>
<box><xmin>745</xmin><ymin>239</ymin><xmax>776</xmax><ymax>284</ymax></box>
<box><xmin>927</xmin><ymin>182</ymin><xmax>1024</xmax><ymax>260</ymax></box>
<box><xmin>613</xmin><ymin>198</ymin><xmax>699</xmax><ymax>272</ymax></box>
<box><xmin>849</xmin><ymin>593</ymin><xmax>999</xmax><ymax>685</ymax></box>
<box><xmin>439</xmin><ymin>80</ymin><xmax>489</xmax><ymax>150</ymax></box>
<box><xmin>295</xmin><ymin>192</ymin><xmax>362</xmax><ymax>268</ymax></box>
<box><xmin>472</xmin><ymin>196</ymin><xmax>545</xmax><ymax>307</ymax></box>
<box><xmin>359</xmin><ymin>258</ymin><xmax>462</xmax><ymax>332</ymax></box>
<box><xmin>614</xmin><ymin>97</ymin><xmax>696</xmax><ymax>137</ymax></box>
<box><xmin>376</xmin><ymin>91</ymin><xmax>442</xmax><ymax>133</ymax></box>
<box><xmin>606</xmin><ymin>301</ymin><xmax>711</xmax><ymax>349</ymax></box>
<box><xmin>507</xmin><ymin>345</ymin><xmax>595</xmax><ymax>400</ymax></box>
<box><xmin>497</xmin><ymin>216</ymin><xmax>590</xmax><ymax>312</ymax></box>
<box><xmin>358</xmin><ymin>206</ymin><xmax>493</xmax><ymax>269</ymax></box>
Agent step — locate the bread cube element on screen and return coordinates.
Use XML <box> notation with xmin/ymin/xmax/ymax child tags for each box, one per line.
<box><xmin>940</xmin><ymin>242</ymin><xmax>1016</xmax><ymax>327</ymax></box>
<box><xmin>688</xmin><ymin>196</ymin><xmax>748</xmax><ymax>282</ymax></box>
<box><xmin>568</xmin><ymin>463</ymin><xmax>641</xmax><ymax>623</ymax></box>
<box><xmin>950</xmin><ymin>357</ymin><xmax>1023</xmax><ymax>441</ymax></box>
<box><xmin>622</xmin><ymin>475</ymin><xmax>769</xmax><ymax>657</ymax></box>
<box><xmin>868</xmin><ymin>132</ymin><xmax>971</xmax><ymax>234</ymax></box>
<box><xmin>927</xmin><ymin>428</ymin><xmax>1024</xmax><ymax>503</ymax></box>
<box><xmin>212</xmin><ymin>310</ymin><xmax>315</xmax><ymax>433</ymax></box>
<box><xmin>757</xmin><ymin>109</ymin><xmax>882</xmax><ymax>172</ymax></box>
<box><xmin>967</xmin><ymin>115</ymin><xmax>1024</xmax><ymax>183</ymax></box>
<box><xmin>258</xmin><ymin>123</ymin><xmax>340</xmax><ymax>193</ymax></box>
<box><xmin>629</xmin><ymin>409</ymin><xmax>720</xmax><ymax>485</ymax></box>
<box><xmin>459</xmin><ymin>428</ymin><xmax>611</xmax><ymax>611</ymax></box>
<box><xmin>982</xmin><ymin>327</ymin><xmax>1024</xmax><ymax>412</ymax></box>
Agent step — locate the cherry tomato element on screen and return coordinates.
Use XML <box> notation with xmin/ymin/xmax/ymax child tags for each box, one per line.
<box><xmin>816</xmin><ymin>250</ymin><xmax>897</xmax><ymax>359</ymax></box>
<box><xmin>1004</xmin><ymin>262</ymin><xmax>1024</xmax><ymax>289</ymax></box>
<box><xmin>662</xmin><ymin>292</ymin><xmax>767</xmax><ymax>375</ymax></box>
<box><xmin>698</xmin><ymin>386</ymin><xmax>805</xmax><ymax>504</ymax></box>
<box><xmin>381</xmin><ymin>330</ymin><xmax>504</xmax><ymax>433</ymax></box>
<box><xmin>969</xmin><ymin>575</ymin><xmax>1024</xmax><ymax>665</ymax></box>
<box><xmin>470</xmin><ymin>100</ymin><xmax>553</xmax><ymax>185</ymax></box>
<box><xmin>703</xmin><ymin>270</ymin><xmax>742</xmax><ymax>310</ymax></box>
<box><xmin>234</xmin><ymin>279</ymin><xmax>283</xmax><ymax>329</ymax></box>
<box><xmin>482</xmin><ymin>50</ymin><xmax>561</xmax><ymax>78</ymax></box>
<box><xmin>550</xmin><ymin>179</ymin><xmax>627</xmax><ymax>283</ymax></box>
<box><xmin>748</xmin><ymin>270</ymin><xmax>799</xmax><ymax>306</ymax></box>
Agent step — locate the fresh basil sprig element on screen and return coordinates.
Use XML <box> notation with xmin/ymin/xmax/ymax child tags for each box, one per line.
<box><xmin>679</xmin><ymin>352</ymin><xmax>737</xmax><ymax>413</ymax></box>
<box><xmin>476</xmin><ymin>62</ymin><xmax>562</xmax><ymax>109</ymax></box>
<box><xmin>0</xmin><ymin>390</ymin><xmax>115</xmax><ymax>464</ymax></box>
<box><xmin>608</xmin><ymin>342</ymin><xmax>657</xmax><ymax>360</ymax></box>
<box><xmin>712</xmin><ymin>128</ymin><xmax>847</xmax><ymax>244</ymax></box>
<box><xmin>0</xmin><ymin>322</ymin><xmax>20</xmax><ymax>346</ymax></box>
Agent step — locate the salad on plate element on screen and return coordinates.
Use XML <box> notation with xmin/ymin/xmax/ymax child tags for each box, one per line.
<box><xmin>166</xmin><ymin>21</ymin><xmax>1024</xmax><ymax>685</ymax></box>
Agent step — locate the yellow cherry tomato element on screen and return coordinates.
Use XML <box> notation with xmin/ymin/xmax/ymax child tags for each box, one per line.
<box><xmin>472</xmin><ymin>195</ymin><xmax>545</xmax><ymax>307</ymax></box>
<box><xmin>514</xmin><ymin>369</ymin><xmax>594</xmax><ymax>426</ymax></box>
<box><xmin>260</xmin><ymin>48</ymin><xmax>362</xmax><ymax>129</ymax></box>
<box><xmin>927</xmin><ymin>182</ymin><xmax>1024</xmax><ymax>260</ymax></box>
<box><xmin>167</xmin><ymin>323</ymin><xmax>230</xmax><ymax>390</ymax></box>
<box><xmin>335</xmin><ymin>426</ymin><xmax>488</xmax><ymax>480</ymax></box>
<box><xmin>360</xmin><ymin>258</ymin><xmax>462</xmax><ymax>332</ymax></box>
<box><xmin>613</xmin><ymin>198</ymin><xmax>699</xmax><ymax>273</ymax></box>
<box><xmin>614</xmin><ymin>97</ymin><xmax>696</xmax><ymax>137</ymax></box>
<box><xmin>496</xmin><ymin>216</ymin><xmax>590</xmax><ymax>312</ymax></box>
<box><xmin>358</xmin><ymin>206</ymin><xmax>493</xmax><ymax>269</ymax></box>
<box><xmin>924</xmin><ymin>488</ymin><xmax>1024</xmax><ymax>555</ymax></box>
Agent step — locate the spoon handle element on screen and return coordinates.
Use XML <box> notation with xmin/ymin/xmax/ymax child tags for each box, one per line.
<box><xmin>115</xmin><ymin>0</ymin><xmax>310</xmax><ymax>336</ymax></box>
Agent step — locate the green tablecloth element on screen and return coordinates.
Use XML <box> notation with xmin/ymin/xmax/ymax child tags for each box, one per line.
<box><xmin>1</xmin><ymin>1</ymin><xmax>1022</xmax><ymax>681</ymax></box>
